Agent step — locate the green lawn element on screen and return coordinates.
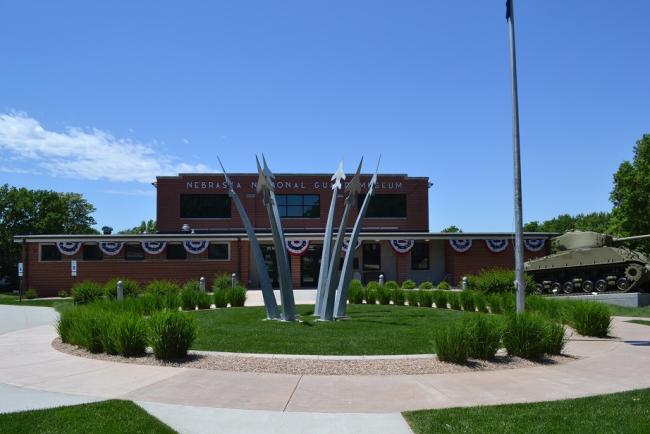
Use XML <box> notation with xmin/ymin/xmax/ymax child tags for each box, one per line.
<box><xmin>403</xmin><ymin>388</ymin><xmax>650</xmax><ymax>434</ymax></box>
<box><xmin>607</xmin><ymin>304</ymin><xmax>650</xmax><ymax>318</ymax></box>
<box><xmin>627</xmin><ymin>319</ymin><xmax>650</xmax><ymax>326</ymax></box>
<box><xmin>0</xmin><ymin>400</ymin><xmax>175</xmax><ymax>434</ymax></box>
<box><xmin>0</xmin><ymin>293</ymin><xmax>70</xmax><ymax>308</ymax></box>
<box><xmin>191</xmin><ymin>304</ymin><xmax>464</xmax><ymax>355</ymax></box>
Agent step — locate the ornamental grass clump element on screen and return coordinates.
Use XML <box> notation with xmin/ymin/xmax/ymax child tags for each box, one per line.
<box><xmin>419</xmin><ymin>290</ymin><xmax>433</xmax><ymax>307</ymax></box>
<box><xmin>460</xmin><ymin>291</ymin><xmax>476</xmax><ymax>312</ymax></box>
<box><xmin>212</xmin><ymin>273</ymin><xmax>232</xmax><ymax>292</ymax></box>
<box><xmin>543</xmin><ymin>321</ymin><xmax>567</xmax><ymax>355</ymax></box>
<box><xmin>437</xmin><ymin>281</ymin><xmax>451</xmax><ymax>290</ymax></box>
<box><xmin>179</xmin><ymin>287</ymin><xmax>201</xmax><ymax>310</ymax></box>
<box><xmin>103</xmin><ymin>277</ymin><xmax>140</xmax><ymax>299</ymax></box>
<box><xmin>112</xmin><ymin>314</ymin><xmax>147</xmax><ymax>357</ymax></box>
<box><xmin>72</xmin><ymin>281</ymin><xmax>104</xmax><ymax>305</ymax></box>
<box><xmin>419</xmin><ymin>281</ymin><xmax>434</xmax><ymax>290</ymax></box>
<box><xmin>376</xmin><ymin>285</ymin><xmax>392</xmax><ymax>305</ymax></box>
<box><xmin>448</xmin><ymin>292</ymin><xmax>461</xmax><ymax>310</ymax></box>
<box><xmin>196</xmin><ymin>291</ymin><xmax>212</xmax><ymax>309</ymax></box>
<box><xmin>474</xmin><ymin>292</ymin><xmax>489</xmax><ymax>313</ymax></box>
<box><xmin>406</xmin><ymin>290</ymin><xmax>419</xmax><ymax>307</ymax></box>
<box><xmin>569</xmin><ymin>301</ymin><xmax>611</xmax><ymax>337</ymax></box>
<box><xmin>385</xmin><ymin>280</ymin><xmax>399</xmax><ymax>290</ymax></box>
<box><xmin>502</xmin><ymin>313</ymin><xmax>547</xmax><ymax>359</ymax></box>
<box><xmin>347</xmin><ymin>284</ymin><xmax>365</xmax><ymax>304</ymax></box>
<box><xmin>391</xmin><ymin>288</ymin><xmax>406</xmax><ymax>306</ymax></box>
<box><xmin>365</xmin><ymin>288</ymin><xmax>378</xmax><ymax>305</ymax></box>
<box><xmin>434</xmin><ymin>322</ymin><xmax>469</xmax><ymax>363</ymax></box>
<box><xmin>145</xmin><ymin>280</ymin><xmax>181</xmax><ymax>296</ymax></box>
<box><xmin>213</xmin><ymin>289</ymin><xmax>228</xmax><ymax>308</ymax></box>
<box><xmin>227</xmin><ymin>286</ymin><xmax>247</xmax><ymax>307</ymax></box>
<box><xmin>466</xmin><ymin>268</ymin><xmax>535</xmax><ymax>294</ymax></box>
<box><xmin>148</xmin><ymin>311</ymin><xmax>197</xmax><ymax>359</ymax></box>
<box><xmin>62</xmin><ymin>306</ymin><xmax>108</xmax><ymax>353</ymax></box>
<box><xmin>432</xmin><ymin>290</ymin><xmax>448</xmax><ymax>309</ymax></box>
<box><xmin>402</xmin><ymin>279</ymin><xmax>417</xmax><ymax>289</ymax></box>
<box><xmin>487</xmin><ymin>294</ymin><xmax>503</xmax><ymax>314</ymax></box>
<box><xmin>463</xmin><ymin>314</ymin><xmax>503</xmax><ymax>360</ymax></box>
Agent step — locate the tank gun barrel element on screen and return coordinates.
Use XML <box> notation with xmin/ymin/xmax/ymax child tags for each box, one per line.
<box><xmin>613</xmin><ymin>234</ymin><xmax>650</xmax><ymax>243</ymax></box>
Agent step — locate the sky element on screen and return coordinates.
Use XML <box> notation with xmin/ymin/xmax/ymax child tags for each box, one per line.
<box><xmin>1</xmin><ymin>1</ymin><xmax>648</xmax><ymax>233</ymax></box>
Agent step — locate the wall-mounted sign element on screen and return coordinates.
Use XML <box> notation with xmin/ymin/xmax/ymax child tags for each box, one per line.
<box><xmin>71</xmin><ymin>260</ymin><xmax>77</xmax><ymax>277</ymax></box>
<box><xmin>185</xmin><ymin>179</ymin><xmax>404</xmax><ymax>191</ymax></box>
<box><xmin>18</xmin><ymin>262</ymin><xmax>23</xmax><ymax>277</ymax></box>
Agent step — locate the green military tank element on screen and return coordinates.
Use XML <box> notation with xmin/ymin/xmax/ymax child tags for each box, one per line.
<box><xmin>525</xmin><ymin>230</ymin><xmax>650</xmax><ymax>294</ymax></box>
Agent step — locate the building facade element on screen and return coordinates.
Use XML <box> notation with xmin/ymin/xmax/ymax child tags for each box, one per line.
<box><xmin>15</xmin><ymin>173</ymin><xmax>554</xmax><ymax>296</ymax></box>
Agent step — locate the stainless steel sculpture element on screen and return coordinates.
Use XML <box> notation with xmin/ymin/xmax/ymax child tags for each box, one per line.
<box><xmin>218</xmin><ymin>157</ymin><xmax>280</xmax><ymax>320</ymax></box>
<box><xmin>334</xmin><ymin>159</ymin><xmax>380</xmax><ymax>318</ymax></box>
<box><xmin>319</xmin><ymin>158</ymin><xmax>364</xmax><ymax>320</ymax></box>
<box><xmin>256</xmin><ymin>155</ymin><xmax>297</xmax><ymax>321</ymax></box>
<box><xmin>314</xmin><ymin>160</ymin><xmax>346</xmax><ymax>316</ymax></box>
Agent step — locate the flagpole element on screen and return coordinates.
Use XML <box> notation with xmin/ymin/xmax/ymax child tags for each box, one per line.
<box><xmin>507</xmin><ymin>0</ymin><xmax>526</xmax><ymax>313</ymax></box>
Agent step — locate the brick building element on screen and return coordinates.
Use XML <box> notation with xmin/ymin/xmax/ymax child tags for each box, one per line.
<box><xmin>15</xmin><ymin>173</ymin><xmax>554</xmax><ymax>296</ymax></box>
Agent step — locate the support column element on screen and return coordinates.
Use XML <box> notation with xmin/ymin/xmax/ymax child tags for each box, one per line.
<box><xmin>291</xmin><ymin>254</ymin><xmax>301</xmax><ymax>288</ymax></box>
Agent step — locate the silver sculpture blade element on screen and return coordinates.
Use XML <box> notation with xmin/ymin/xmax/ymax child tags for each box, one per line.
<box><xmin>218</xmin><ymin>156</ymin><xmax>279</xmax><ymax>319</ymax></box>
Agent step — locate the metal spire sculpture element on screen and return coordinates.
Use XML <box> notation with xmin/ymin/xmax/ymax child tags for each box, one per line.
<box><xmin>319</xmin><ymin>158</ymin><xmax>364</xmax><ymax>321</ymax></box>
<box><xmin>218</xmin><ymin>157</ymin><xmax>279</xmax><ymax>320</ymax></box>
<box><xmin>256</xmin><ymin>155</ymin><xmax>296</xmax><ymax>321</ymax></box>
<box><xmin>314</xmin><ymin>160</ymin><xmax>345</xmax><ymax>316</ymax></box>
<box><xmin>334</xmin><ymin>157</ymin><xmax>380</xmax><ymax>318</ymax></box>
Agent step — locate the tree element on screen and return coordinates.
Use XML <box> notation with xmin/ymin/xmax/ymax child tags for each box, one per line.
<box><xmin>441</xmin><ymin>225</ymin><xmax>462</xmax><ymax>233</ymax></box>
<box><xmin>524</xmin><ymin>212</ymin><xmax>611</xmax><ymax>234</ymax></box>
<box><xmin>0</xmin><ymin>185</ymin><xmax>97</xmax><ymax>288</ymax></box>
<box><xmin>119</xmin><ymin>220</ymin><xmax>156</xmax><ymax>234</ymax></box>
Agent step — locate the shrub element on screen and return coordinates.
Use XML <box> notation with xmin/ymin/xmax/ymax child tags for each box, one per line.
<box><xmin>57</xmin><ymin>307</ymin><xmax>78</xmax><ymax>343</ymax></box>
<box><xmin>212</xmin><ymin>273</ymin><xmax>232</xmax><ymax>292</ymax></box>
<box><xmin>376</xmin><ymin>285</ymin><xmax>391</xmax><ymax>305</ymax></box>
<box><xmin>24</xmin><ymin>288</ymin><xmax>38</xmax><ymax>299</ymax></box>
<box><xmin>365</xmin><ymin>288</ymin><xmax>377</xmax><ymax>305</ymax></box>
<box><xmin>149</xmin><ymin>311</ymin><xmax>197</xmax><ymax>359</ymax></box>
<box><xmin>197</xmin><ymin>291</ymin><xmax>212</xmax><ymax>309</ymax></box>
<box><xmin>437</xmin><ymin>281</ymin><xmax>451</xmax><ymax>290</ymax></box>
<box><xmin>463</xmin><ymin>315</ymin><xmax>503</xmax><ymax>360</ymax></box>
<box><xmin>432</xmin><ymin>290</ymin><xmax>448</xmax><ymax>309</ymax></box>
<box><xmin>405</xmin><ymin>290</ymin><xmax>419</xmax><ymax>307</ymax></box>
<box><xmin>402</xmin><ymin>279</ymin><xmax>417</xmax><ymax>289</ymax></box>
<box><xmin>466</xmin><ymin>268</ymin><xmax>535</xmax><ymax>294</ymax></box>
<box><xmin>419</xmin><ymin>290</ymin><xmax>433</xmax><ymax>307</ymax></box>
<box><xmin>145</xmin><ymin>280</ymin><xmax>181</xmax><ymax>296</ymax></box>
<box><xmin>163</xmin><ymin>292</ymin><xmax>180</xmax><ymax>310</ymax></box>
<box><xmin>366</xmin><ymin>281</ymin><xmax>380</xmax><ymax>291</ymax></box>
<box><xmin>391</xmin><ymin>288</ymin><xmax>406</xmax><ymax>306</ymax></box>
<box><xmin>180</xmin><ymin>287</ymin><xmax>200</xmax><ymax>310</ymax></box>
<box><xmin>502</xmin><ymin>313</ymin><xmax>547</xmax><ymax>359</ymax></box>
<box><xmin>448</xmin><ymin>292</ymin><xmax>461</xmax><ymax>310</ymax></box>
<box><xmin>569</xmin><ymin>301</ymin><xmax>611</xmax><ymax>337</ymax></box>
<box><xmin>487</xmin><ymin>294</ymin><xmax>503</xmax><ymax>314</ymax></box>
<box><xmin>67</xmin><ymin>307</ymin><xmax>106</xmax><ymax>353</ymax></box>
<box><xmin>349</xmin><ymin>279</ymin><xmax>364</xmax><ymax>292</ymax></box>
<box><xmin>227</xmin><ymin>286</ymin><xmax>247</xmax><ymax>307</ymax></box>
<box><xmin>104</xmin><ymin>278</ymin><xmax>140</xmax><ymax>299</ymax></box>
<box><xmin>182</xmin><ymin>280</ymin><xmax>201</xmax><ymax>292</ymax></box>
<box><xmin>58</xmin><ymin>289</ymin><xmax>69</xmax><ymax>298</ymax></box>
<box><xmin>526</xmin><ymin>296</ymin><xmax>566</xmax><ymax>323</ymax></box>
<box><xmin>72</xmin><ymin>281</ymin><xmax>104</xmax><ymax>305</ymax></box>
<box><xmin>213</xmin><ymin>290</ymin><xmax>228</xmax><ymax>308</ymax></box>
<box><xmin>500</xmin><ymin>292</ymin><xmax>517</xmax><ymax>314</ymax></box>
<box><xmin>112</xmin><ymin>314</ymin><xmax>147</xmax><ymax>357</ymax></box>
<box><xmin>419</xmin><ymin>281</ymin><xmax>434</xmax><ymax>290</ymax></box>
<box><xmin>543</xmin><ymin>321</ymin><xmax>567</xmax><ymax>355</ymax></box>
<box><xmin>348</xmin><ymin>284</ymin><xmax>365</xmax><ymax>304</ymax></box>
<box><xmin>434</xmin><ymin>323</ymin><xmax>469</xmax><ymax>363</ymax></box>
<box><xmin>137</xmin><ymin>292</ymin><xmax>166</xmax><ymax>315</ymax></box>
<box><xmin>385</xmin><ymin>280</ymin><xmax>399</xmax><ymax>290</ymax></box>
<box><xmin>460</xmin><ymin>291</ymin><xmax>476</xmax><ymax>312</ymax></box>
<box><xmin>474</xmin><ymin>292</ymin><xmax>488</xmax><ymax>313</ymax></box>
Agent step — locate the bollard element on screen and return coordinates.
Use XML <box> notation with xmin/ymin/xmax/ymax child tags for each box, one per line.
<box><xmin>117</xmin><ymin>280</ymin><xmax>124</xmax><ymax>301</ymax></box>
<box><xmin>231</xmin><ymin>273</ymin><xmax>237</xmax><ymax>288</ymax></box>
<box><xmin>461</xmin><ymin>276</ymin><xmax>468</xmax><ymax>290</ymax></box>
<box><xmin>199</xmin><ymin>276</ymin><xmax>206</xmax><ymax>292</ymax></box>
<box><xmin>378</xmin><ymin>274</ymin><xmax>385</xmax><ymax>286</ymax></box>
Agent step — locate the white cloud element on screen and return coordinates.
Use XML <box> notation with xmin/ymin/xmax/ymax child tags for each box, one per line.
<box><xmin>0</xmin><ymin>112</ymin><xmax>216</xmax><ymax>183</ymax></box>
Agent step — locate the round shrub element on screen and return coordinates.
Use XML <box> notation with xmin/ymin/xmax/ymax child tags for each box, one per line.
<box><xmin>24</xmin><ymin>288</ymin><xmax>38</xmax><ymax>299</ymax></box>
<box><xmin>432</xmin><ymin>290</ymin><xmax>448</xmax><ymax>309</ymax></box>
<box><xmin>349</xmin><ymin>279</ymin><xmax>364</xmax><ymax>292</ymax></box>
<box><xmin>385</xmin><ymin>280</ymin><xmax>399</xmax><ymax>290</ymax></box>
<box><xmin>569</xmin><ymin>301</ymin><xmax>611</xmax><ymax>337</ymax></box>
<box><xmin>448</xmin><ymin>292</ymin><xmax>462</xmax><ymax>310</ymax></box>
<box><xmin>419</xmin><ymin>290</ymin><xmax>433</xmax><ymax>307</ymax></box>
<box><xmin>72</xmin><ymin>281</ymin><xmax>104</xmax><ymax>305</ymax></box>
<box><xmin>434</xmin><ymin>322</ymin><xmax>469</xmax><ymax>363</ymax></box>
<box><xmin>112</xmin><ymin>314</ymin><xmax>147</xmax><ymax>357</ymax></box>
<box><xmin>148</xmin><ymin>311</ymin><xmax>197</xmax><ymax>359</ymax></box>
<box><xmin>213</xmin><ymin>290</ymin><xmax>228</xmax><ymax>308</ymax></box>
<box><xmin>366</xmin><ymin>281</ymin><xmax>380</xmax><ymax>291</ymax></box>
<box><xmin>227</xmin><ymin>286</ymin><xmax>247</xmax><ymax>307</ymax></box>
<box><xmin>419</xmin><ymin>281</ymin><xmax>434</xmax><ymax>290</ymax></box>
<box><xmin>365</xmin><ymin>288</ymin><xmax>377</xmax><ymax>305</ymax></box>
<box><xmin>391</xmin><ymin>288</ymin><xmax>406</xmax><ymax>306</ymax></box>
<box><xmin>104</xmin><ymin>277</ymin><xmax>140</xmax><ymax>299</ymax></box>
<box><xmin>460</xmin><ymin>291</ymin><xmax>476</xmax><ymax>312</ymax></box>
<box><xmin>503</xmin><ymin>313</ymin><xmax>547</xmax><ymax>359</ymax></box>
<box><xmin>212</xmin><ymin>273</ymin><xmax>232</xmax><ymax>291</ymax></box>
<box><xmin>463</xmin><ymin>315</ymin><xmax>503</xmax><ymax>360</ymax></box>
<box><xmin>348</xmin><ymin>284</ymin><xmax>365</xmax><ymax>304</ymax></box>
<box><xmin>376</xmin><ymin>285</ymin><xmax>391</xmax><ymax>305</ymax></box>
<box><xmin>437</xmin><ymin>281</ymin><xmax>451</xmax><ymax>290</ymax></box>
<box><xmin>405</xmin><ymin>290</ymin><xmax>420</xmax><ymax>307</ymax></box>
<box><xmin>145</xmin><ymin>280</ymin><xmax>181</xmax><ymax>296</ymax></box>
<box><xmin>402</xmin><ymin>279</ymin><xmax>417</xmax><ymax>290</ymax></box>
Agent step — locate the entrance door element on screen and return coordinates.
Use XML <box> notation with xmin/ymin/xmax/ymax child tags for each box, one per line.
<box><xmin>300</xmin><ymin>244</ymin><xmax>322</xmax><ymax>287</ymax></box>
<box><xmin>260</xmin><ymin>245</ymin><xmax>279</xmax><ymax>288</ymax></box>
<box><xmin>362</xmin><ymin>243</ymin><xmax>382</xmax><ymax>283</ymax></box>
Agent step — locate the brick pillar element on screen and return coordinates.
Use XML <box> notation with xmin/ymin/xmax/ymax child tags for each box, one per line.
<box><xmin>290</xmin><ymin>254</ymin><xmax>301</xmax><ymax>288</ymax></box>
<box><xmin>396</xmin><ymin>254</ymin><xmax>409</xmax><ymax>284</ymax></box>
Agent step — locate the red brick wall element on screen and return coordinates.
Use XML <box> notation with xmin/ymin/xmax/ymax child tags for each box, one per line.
<box><xmin>445</xmin><ymin>240</ymin><xmax>550</xmax><ymax>285</ymax></box>
<box><xmin>156</xmin><ymin>174</ymin><xmax>429</xmax><ymax>233</ymax></box>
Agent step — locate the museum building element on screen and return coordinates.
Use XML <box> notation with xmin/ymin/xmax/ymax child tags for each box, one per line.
<box><xmin>15</xmin><ymin>173</ymin><xmax>554</xmax><ymax>296</ymax></box>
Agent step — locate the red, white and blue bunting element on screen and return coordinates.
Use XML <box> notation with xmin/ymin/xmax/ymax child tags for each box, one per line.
<box><xmin>449</xmin><ymin>239</ymin><xmax>472</xmax><ymax>253</ymax></box>
<box><xmin>524</xmin><ymin>238</ymin><xmax>546</xmax><ymax>252</ymax></box>
<box><xmin>57</xmin><ymin>241</ymin><xmax>81</xmax><ymax>256</ymax></box>
<box><xmin>342</xmin><ymin>238</ymin><xmax>361</xmax><ymax>252</ymax></box>
<box><xmin>389</xmin><ymin>239</ymin><xmax>415</xmax><ymax>255</ymax></box>
<box><xmin>183</xmin><ymin>240</ymin><xmax>209</xmax><ymax>254</ymax></box>
<box><xmin>98</xmin><ymin>241</ymin><xmax>124</xmax><ymax>256</ymax></box>
<box><xmin>485</xmin><ymin>239</ymin><xmax>509</xmax><ymax>253</ymax></box>
<box><xmin>286</xmin><ymin>240</ymin><xmax>310</xmax><ymax>256</ymax></box>
<box><xmin>141</xmin><ymin>241</ymin><xmax>166</xmax><ymax>255</ymax></box>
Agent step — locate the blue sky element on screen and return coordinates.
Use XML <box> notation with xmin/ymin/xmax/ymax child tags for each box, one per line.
<box><xmin>1</xmin><ymin>1</ymin><xmax>648</xmax><ymax>232</ymax></box>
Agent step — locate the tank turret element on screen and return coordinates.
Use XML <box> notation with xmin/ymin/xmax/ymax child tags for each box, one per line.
<box><xmin>526</xmin><ymin>230</ymin><xmax>650</xmax><ymax>294</ymax></box>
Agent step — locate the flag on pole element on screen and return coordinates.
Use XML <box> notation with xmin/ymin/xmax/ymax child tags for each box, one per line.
<box><xmin>506</xmin><ymin>0</ymin><xmax>512</xmax><ymax>21</ymax></box>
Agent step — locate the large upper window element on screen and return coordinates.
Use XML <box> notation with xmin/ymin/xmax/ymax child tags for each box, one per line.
<box><xmin>180</xmin><ymin>194</ymin><xmax>231</xmax><ymax>218</ymax></box>
<box><xmin>276</xmin><ymin>194</ymin><xmax>320</xmax><ymax>218</ymax></box>
<box><xmin>82</xmin><ymin>244</ymin><xmax>103</xmax><ymax>261</ymax></box>
<box><xmin>360</xmin><ymin>194</ymin><xmax>407</xmax><ymax>218</ymax></box>
<box><xmin>411</xmin><ymin>242</ymin><xmax>429</xmax><ymax>270</ymax></box>
<box><xmin>41</xmin><ymin>245</ymin><xmax>61</xmax><ymax>261</ymax></box>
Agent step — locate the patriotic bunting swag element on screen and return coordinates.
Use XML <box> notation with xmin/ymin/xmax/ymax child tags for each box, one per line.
<box><xmin>342</xmin><ymin>238</ymin><xmax>361</xmax><ymax>252</ymax></box>
<box><xmin>485</xmin><ymin>239</ymin><xmax>509</xmax><ymax>253</ymax></box>
<box><xmin>183</xmin><ymin>240</ymin><xmax>209</xmax><ymax>254</ymax></box>
<box><xmin>57</xmin><ymin>241</ymin><xmax>81</xmax><ymax>256</ymax></box>
<box><xmin>286</xmin><ymin>240</ymin><xmax>310</xmax><ymax>256</ymax></box>
<box><xmin>524</xmin><ymin>238</ymin><xmax>545</xmax><ymax>252</ymax></box>
<box><xmin>389</xmin><ymin>239</ymin><xmax>414</xmax><ymax>255</ymax></box>
<box><xmin>98</xmin><ymin>241</ymin><xmax>123</xmax><ymax>256</ymax></box>
<box><xmin>141</xmin><ymin>241</ymin><xmax>166</xmax><ymax>255</ymax></box>
<box><xmin>449</xmin><ymin>239</ymin><xmax>472</xmax><ymax>253</ymax></box>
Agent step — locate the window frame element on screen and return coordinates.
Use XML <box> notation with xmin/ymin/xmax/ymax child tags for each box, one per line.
<box><xmin>180</xmin><ymin>194</ymin><xmax>232</xmax><ymax>219</ymax></box>
<box><xmin>207</xmin><ymin>242</ymin><xmax>230</xmax><ymax>261</ymax></box>
<box><xmin>166</xmin><ymin>243</ymin><xmax>188</xmax><ymax>260</ymax></box>
<box><xmin>359</xmin><ymin>193</ymin><xmax>407</xmax><ymax>219</ymax></box>
<box><xmin>410</xmin><ymin>241</ymin><xmax>430</xmax><ymax>270</ymax></box>
<box><xmin>82</xmin><ymin>244</ymin><xmax>104</xmax><ymax>261</ymax></box>
<box><xmin>40</xmin><ymin>244</ymin><xmax>62</xmax><ymax>261</ymax></box>
<box><xmin>276</xmin><ymin>194</ymin><xmax>321</xmax><ymax>219</ymax></box>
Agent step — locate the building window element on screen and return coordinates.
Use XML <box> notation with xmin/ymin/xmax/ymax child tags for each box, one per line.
<box><xmin>411</xmin><ymin>242</ymin><xmax>429</xmax><ymax>270</ymax></box>
<box><xmin>125</xmin><ymin>244</ymin><xmax>145</xmax><ymax>260</ymax></box>
<box><xmin>362</xmin><ymin>243</ymin><xmax>381</xmax><ymax>271</ymax></box>
<box><xmin>166</xmin><ymin>243</ymin><xmax>187</xmax><ymax>260</ymax></box>
<box><xmin>180</xmin><ymin>194</ymin><xmax>231</xmax><ymax>218</ymax></box>
<box><xmin>83</xmin><ymin>244</ymin><xmax>103</xmax><ymax>261</ymax></box>
<box><xmin>359</xmin><ymin>194</ymin><xmax>407</xmax><ymax>218</ymax></box>
<box><xmin>276</xmin><ymin>194</ymin><xmax>320</xmax><ymax>218</ymax></box>
<box><xmin>208</xmin><ymin>243</ymin><xmax>229</xmax><ymax>260</ymax></box>
<box><xmin>41</xmin><ymin>244</ymin><xmax>61</xmax><ymax>261</ymax></box>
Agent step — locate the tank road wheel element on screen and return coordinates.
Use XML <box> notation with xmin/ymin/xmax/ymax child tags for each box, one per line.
<box><xmin>625</xmin><ymin>264</ymin><xmax>643</xmax><ymax>282</ymax></box>
<box><xmin>551</xmin><ymin>282</ymin><xmax>562</xmax><ymax>294</ymax></box>
<box><xmin>582</xmin><ymin>280</ymin><xmax>594</xmax><ymax>293</ymax></box>
<box><xmin>616</xmin><ymin>277</ymin><xmax>629</xmax><ymax>292</ymax></box>
<box><xmin>562</xmin><ymin>281</ymin><xmax>574</xmax><ymax>294</ymax></box>
<box><xmin>534</xmin><ymin>283</ymin><xmax>544</xmax><ymax>294</ymax></box>
<box><xmin>595</xmin><ymin>279</ymin><xmax>608</xmax><ymax>293</ymax></box>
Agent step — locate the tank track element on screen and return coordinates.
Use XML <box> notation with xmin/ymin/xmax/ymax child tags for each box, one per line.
<box><xmin>528</xmin><ymin>263</ymin><xmax>647</xmax><ymax>295</ymax></box>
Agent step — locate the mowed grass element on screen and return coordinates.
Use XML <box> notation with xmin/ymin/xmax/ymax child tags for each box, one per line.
<box><xmin>608</xmin><ymin>304</ymin><xmax>650</xmax><ymax>318</ymax></box>
<box><xmin>627</xmin><ymin>319</ymin><xmax>650</xmax><ymax>326</ymax></box>
<box><xmin>191</xmin><ymin>304</ymin><xmax>464</xmax><ymax>355</ymax></box>
<box><xmin>0</xmin><ymin>293</ymin><xmax>70</xmax><ymax>309</ymax></box>
<box><xmin>404</xmin><ymin>388</ymin><xmax>650</xmax><ymax>434</ymax></box>
<box><xmin>0</xmin><ymin>400</ymin><xmax>175</xmax><ymax>434</ymax></box>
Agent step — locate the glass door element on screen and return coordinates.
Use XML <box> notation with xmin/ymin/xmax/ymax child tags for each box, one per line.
<box><xmin>300</xmin><ymin>244</ymin><xmax>322</xmax><ymax>287</ymax></box>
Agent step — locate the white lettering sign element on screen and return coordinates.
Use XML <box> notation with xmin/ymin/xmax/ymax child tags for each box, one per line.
<box><xmin>18</xmin><ymin>262</ymin><xmax>23</xmax><ymax>277</ymax></box>
<box><xmin>71</xmin><ymin>260</ymin><xmax>77</xmax><ymax>277</ymax></box>
<box><xmin>187</xmin><ymin>179</ymin><xmax>404</xmax><ymax>191</ymax></box>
